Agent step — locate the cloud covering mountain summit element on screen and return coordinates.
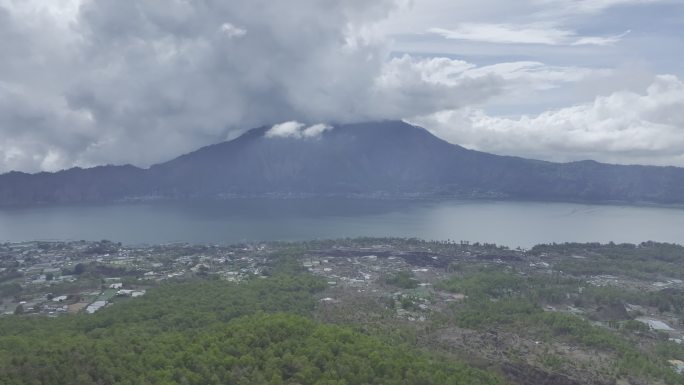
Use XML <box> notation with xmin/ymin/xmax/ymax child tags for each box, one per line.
<box><xmin>0</xmin><ymin>0</ymin><xmax>503</xmax><ymax>173</ymax></box>
<box><xmin>0</xmin><ymin>0</ymin><xmax>682</xmax><ymax>172</ymax></box>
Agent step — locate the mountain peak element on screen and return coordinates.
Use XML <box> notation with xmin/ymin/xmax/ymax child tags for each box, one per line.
<box><xmin>240</xmin><ymin>120</ymin><xmax>426</xmax><ymax>140</ymax></box>
<box><xmin>2</xmin><ymin>121</ymin><xmax>684</xmax><ymax>205</ymax></box>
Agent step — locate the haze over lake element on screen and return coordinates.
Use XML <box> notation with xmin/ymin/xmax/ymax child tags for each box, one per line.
<box><xmin>1</xmin><ymin>199</ymin><xmax>683</xmax><ymax>248</ymax></box>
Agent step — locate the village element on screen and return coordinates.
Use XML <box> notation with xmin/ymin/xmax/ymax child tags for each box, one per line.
<box><xmin>2</xmin><ymin>239</ymin><xmax>683</xmax><ymax>335</ymax></box>
<box><xmin>298</xmin><ymin>240</ymin><xmax>684</xmax><ymax>382</ymax></box>
<box><xmin>0</xmin><ymin>240</ymin><xmax>270</xmax><ymax>317</ymax></box>
<box><xmin>318</xmin><ymin>246</ymin><xmax>677</xmax><ymax>322</ymax></box>
<box><xmin>3</xmin><ymin>238</ymin><xmax>684</xmax><ymax>382</ymax></box>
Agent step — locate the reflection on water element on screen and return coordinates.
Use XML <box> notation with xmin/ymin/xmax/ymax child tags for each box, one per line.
<box><xmin>0</xmin><ymin>199</ymin><xmax>683</xmax><ymax>248</ymax></box>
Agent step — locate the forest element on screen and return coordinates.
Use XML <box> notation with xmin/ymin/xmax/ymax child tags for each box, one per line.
<box><xmin>0</xmin><ymin>255</ymin><xmax>500</xmax><ymax>385</ymax></box>
<box><xmin>4</xmin><ymin>239</ymin><xmax>684</xmax><ymax>385</ymax></box>
<box><xmin>437</xmin><ymin>267</ymin><xmax>684</xmax><ymax>383</ymax></box>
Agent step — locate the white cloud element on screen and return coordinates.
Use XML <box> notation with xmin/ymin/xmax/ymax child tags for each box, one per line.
<box><xmin>379</xmin><ymin>57</ymin><xmax>611</xmax><ymax>102</ymax></box>
<box><xmin>430</xmin><ymin>24</ymin><xmax>574</xmax><ymax>45</ymax></box>
<box><xmin>266</xmin><ymin>122</ymin><xmax>306</xmax><ymax>138</ymax></box>
<box><xmin>220</xmin><ymin>22</ymin><xmax>246</xmax><ymax>38</ymax></box>
<box><xmin>536</xmin><ymin>0</ymin><xmax>663</xmax><ymax>15</ymax></box>
<box><xmin>430</xmin><ymin>23</ymin><xmax>629</xmax><ymax>46</ymax></box>
<box><xmin>571</xmin><ymin>30</ymin><xmax>631</xmax><ymax>46</ymax></box>
<box><xmin>302</xmin><ymin>123</ymin><xmax>333</xmax><ymax>138</ymax></box>
<box><xmin>0</xmin><ymin>0</ymin><xmax>84</xmax><ymax>27</ymax></box>
<box><xmin>413</xmin><ymin>75</ymin><xmax>684</xmax><ymax>166</ymax></box>
<box><xmin>461</xmin><ymin>61</ymin><xmax>612</xmax><ymax>90</ymax></box>
<box><xmin>266</xmin><ymin>122</ymin><xmax>332</xmax><ymax>139</ymax></box>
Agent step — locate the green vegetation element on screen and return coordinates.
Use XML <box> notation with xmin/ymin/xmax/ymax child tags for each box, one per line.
<box><xmin>96</xmin><ymin>288</ymin><xmax>118</xmax><ymax>302</ymax></box>
<box><xmin>0</xmin><ymin>282</ymin><xmax>23</xmax><ymax>298</ymax></box>
<box><xmin>4</xmin><ymin>238</ymin><xmax>684</xmax><ymax>385</ymax></box>
<box><xmin>437</xmin><ymin>268</ymin><xmax>582</xmax><ymax>305</ymax></box>
<box><xmin>385</xmin><ymin>270</ymin><xmax>419</xmax><ymax>289</ymax></box>
<box><xmin>0</xmin><ymin>257</ymin><xmax>500</xmax><ymax>385</ymax></box>
<box><xmin>531</xmin><ymin>241</ymin><xmax>684</xmax><ymax>279</ymax></box>
<box><xmin>437</xmin><ymin>268</ymin><xmax>684</xmax><ymax>384</ymax></box>
<box><xmin>578</xmin><ymin>285</ymin><xmax>684</xmax><ymax>315</ymax></box>
<box><xmin>437</xmin><ymin>269</ymin><xmax>527</xmax><ymax>297</ymax></box>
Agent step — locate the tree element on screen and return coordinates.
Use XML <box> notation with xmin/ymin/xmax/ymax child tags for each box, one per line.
<box><xmin>385</xmin><ymin>271</ymin><xmax>419</xmax><ymax>289</ymax></box>
<box><xmin>13</xmin><ymin>304</ymin><xmax>24</xmax><ymax>315</ymax></box>
<box><xmin>74</xmin><ymin>263</ymin><xmax>86</xmax><ymax>275</ymax></box>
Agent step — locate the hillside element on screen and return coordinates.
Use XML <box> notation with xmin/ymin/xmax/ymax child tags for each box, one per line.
<box><xmin>0</xmin><ymin>258</ymin><xmax>501</xmax><ymax>385</ymax></box>
<box><xmin>2</xmin><ymin>121</ymin><xmax>684</xmax><ymax>205</ymax></box>
<box><xmin>4</xmin><ymin>238</ymin><xmax>684</xmax><ymax>385</ymax></box>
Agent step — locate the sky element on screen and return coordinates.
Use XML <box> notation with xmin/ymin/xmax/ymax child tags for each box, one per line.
<box><xmin>0</xmin><ymin>0</ymin><xmax>683</xmax><ymax>173</ymax></box>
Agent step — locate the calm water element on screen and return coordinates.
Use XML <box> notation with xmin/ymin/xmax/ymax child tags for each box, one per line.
<box><xmin>0</xmin><ymin>199</ymin><xmax>683</xmax><ymax>248</ymax></box>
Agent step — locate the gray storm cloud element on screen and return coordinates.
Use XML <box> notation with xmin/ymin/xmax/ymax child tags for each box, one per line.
<box><xmin>2</xmin><ymin>0</ymin><xmax>681</xmax><ymax>172</ymax></box>
<box><xmin>0</xmin><ymin>0</ymin><xmax>503</xmax><ymax>173</ymax></box>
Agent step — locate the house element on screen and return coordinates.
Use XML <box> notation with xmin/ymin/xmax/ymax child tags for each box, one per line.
<box><xmin>668</xmin><ymin>360</ymin><xmax>684</xmax><ymax>374</ymax></box>
<box><xmin>86</xmin><ymin>301</ymin><xmax>107</xmax><ymax>314</ymax></box>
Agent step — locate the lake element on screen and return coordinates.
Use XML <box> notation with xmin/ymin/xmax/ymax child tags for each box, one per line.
<box><xmin>0</xmin><ymin>199</ymin><xmax>683</xmax><ymax>248</ymax></box>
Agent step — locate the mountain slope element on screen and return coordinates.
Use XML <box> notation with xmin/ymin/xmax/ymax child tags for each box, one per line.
<box><xmin>2</xmin><ymin>120</ymin><xmax>684</xmax><ymax>205</ymax></box>
<box><xmin>0</xmin><ymin>269</ymin><xmax>502</xmax><ymax>385</ymax></box>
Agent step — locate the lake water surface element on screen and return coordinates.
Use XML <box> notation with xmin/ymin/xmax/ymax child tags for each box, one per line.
<box><xmin>1</xmin><ymin>199</ymin><xmax>683</xmax><ymax>248</ymax></box>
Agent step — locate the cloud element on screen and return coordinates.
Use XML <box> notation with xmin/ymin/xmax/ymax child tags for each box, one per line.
<box><xmin>0</xmin><ymin>0</ymin><xmax>517</xmax><ymax>173</ymax></box>
<box><xmin>460</xmin><ymin>61</ymin><xmax>612</xmax><ymax>90</ymax></box>
<box><xmin>571</xmin><ymin>30</ymin><xmax>631</xmax><ymax>46</ymax></box>
<box><xmin>265</xmin><ymin>122</ymin><xmax>332</xmax><ymax>139</ymax></box>
<box><xmin>536</xmin><ymin>0</ymin><xmax>663</xmax><ymax>15</ymax></box>
<box><xmin>430</xmin><ymin>23</ymin><xmax>630</xmax><ymax>46</ymax></box>
<box><xmin>413</xmin><ymin>75</ymin><xmax>684</xmax><ymax>167</ymax></box>
<box><xmin>0</xmin><ymin>0</ymin><xmax>678</xmax><ymax>173</ymax></box>
<box><xmin>378</xmin><ymin>57</ymin><xmax>612</xmax><ymax>111</ymax></box>
<box><xmin>220</xmin><ymin>22</ymin><xmax>247</xmax><ymax>38</ymax></box>
<box><xmin>302</xmin><ymin>123</ymin><xmax>334</xmax><ymax>138</ymax></box>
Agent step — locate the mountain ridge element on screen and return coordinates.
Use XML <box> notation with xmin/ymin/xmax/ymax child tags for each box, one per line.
<box><xmin>2</xmin><ymin>120</ymin><xmax>684</xmax><ymax>205</ymax></box>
